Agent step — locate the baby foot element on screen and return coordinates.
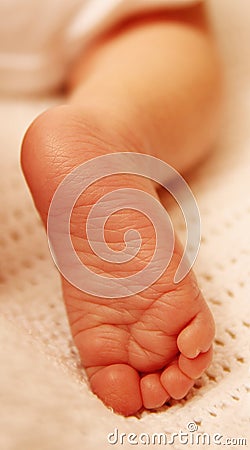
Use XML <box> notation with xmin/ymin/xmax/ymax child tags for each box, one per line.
<box><xmin>21</xmin><ymin>106</ymin><xmax>215</xmax><ymax>416</ymax></box>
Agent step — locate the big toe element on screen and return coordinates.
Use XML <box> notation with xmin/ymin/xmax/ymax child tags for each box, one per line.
<box><xmin>89</xmin><ymin>364</ymin><xmax>143</xmax><ymax>416</ymax></box>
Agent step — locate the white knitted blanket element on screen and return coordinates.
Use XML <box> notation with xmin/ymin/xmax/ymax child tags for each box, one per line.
<box><xmin>0</xmin><ymin>0</ymin><xmax>249</xmax><ymax>449</ymax></box>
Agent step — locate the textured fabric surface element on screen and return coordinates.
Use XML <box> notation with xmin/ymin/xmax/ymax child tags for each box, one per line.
<box><xmin>0</xmin><ymin>0</ymin><xmax>250</xmax><ymax>448</ymax></box>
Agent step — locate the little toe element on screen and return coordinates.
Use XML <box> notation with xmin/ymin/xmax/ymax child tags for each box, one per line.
<box><xmin>177</xmin><ymin>306</ymin><xmax>215</xmax><ymax>359</ymax></box>
<box><xmin>89</xmin><ymin>364</ymin><xmax>142</xmax><ymax>416</ymax></box>
<box><xmin>178</xmin><ymin>346</ymin><xmax>213</xmax><ymax>379</ymax></box>
<box><xmin>140</xmin><ymin>373</ymin><xmax>170</xmax><ymax>409</ymax></box>
<box><xmin>160</xmin><ymin>362</ymin><xmax>194</xmax><ymax>400</ymax></box>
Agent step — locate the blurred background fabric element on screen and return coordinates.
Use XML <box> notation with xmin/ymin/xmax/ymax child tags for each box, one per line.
<box><xmin>0</xmin><ymin>0</ymin><xmax>250</xmax><ymax>449</ymax></box>
<box><xmin>0</xmin><ymin>0</ymin><xmax>201</xmax><ymax>94</ymax></box>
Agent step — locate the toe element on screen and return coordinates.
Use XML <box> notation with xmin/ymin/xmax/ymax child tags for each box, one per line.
<box><xmin>89</xmin><ymin>364</ymin><xmax>142</xmax><ymax>416</ymax></box>
<box><xmin>160</xmin><ymin>362</ymin><xmax>194</xmax><ymax>400</ymax></box>
<box><xmin>140</xmin><ymin>373</ymin><xmax>170</xmax><ymax>409</ymax></box>
<box><xmin>177</xmin><ymin>306</ymin><xmax>215</xmax><ymax>359</ymax></box>
<box><xmin>178</xmin><ymin>346</ymin><xmax>213</xmax><ymax>379</ymax></box>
